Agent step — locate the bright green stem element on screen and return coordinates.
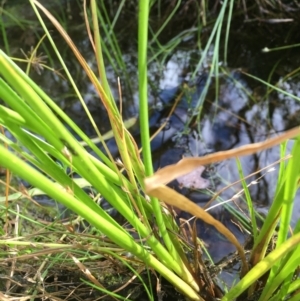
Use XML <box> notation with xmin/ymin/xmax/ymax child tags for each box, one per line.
<box><xmin>138</xmin><ymin>0</ymin><xmax>152</xmax><ymax>176</ymax></box>
<box><xmin>137</xmin><ymin>0</ymin><xmax>184</xmax><ymax>267</ymax></box>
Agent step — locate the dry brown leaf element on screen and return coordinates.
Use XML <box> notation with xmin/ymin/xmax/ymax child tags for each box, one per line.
<box><xmin>145</xmin><ymin>126</ymin><xmax>300</xmax><ymax>192</ymax></box>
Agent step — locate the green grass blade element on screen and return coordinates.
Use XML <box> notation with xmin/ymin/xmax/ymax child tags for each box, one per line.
<box><xmin>222</xmin><ymin>232</ymin><xmax>300</xmax><ymax>301</ymax></box>
<box><xmin>0</xmin><ymin>144</ymin><xmax>201</xmax><ymax>300</ymax></box>
<box><xmin>236</xmin><ymin>158</ymin><xmax>258</xmax><ymax>240</ymax></box>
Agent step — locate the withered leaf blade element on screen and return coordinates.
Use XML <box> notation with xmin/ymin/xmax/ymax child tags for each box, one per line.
<box><xmin>145</xmin><ymin>126</ymin><xmax>300</xmax><ymax>193</ymax></box>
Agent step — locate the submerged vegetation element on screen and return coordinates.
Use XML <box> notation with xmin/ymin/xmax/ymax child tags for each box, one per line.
<box><xmin>1</xmin><ymin>0</ymin><xmax>300</xmax><ymax>300</ymax></box>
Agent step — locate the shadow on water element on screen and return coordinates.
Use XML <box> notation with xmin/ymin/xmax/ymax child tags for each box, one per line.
<box><xmin>1</xmin><ymin>0</ymin><xmax>300</xmax><ymax>299</ymax></box>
